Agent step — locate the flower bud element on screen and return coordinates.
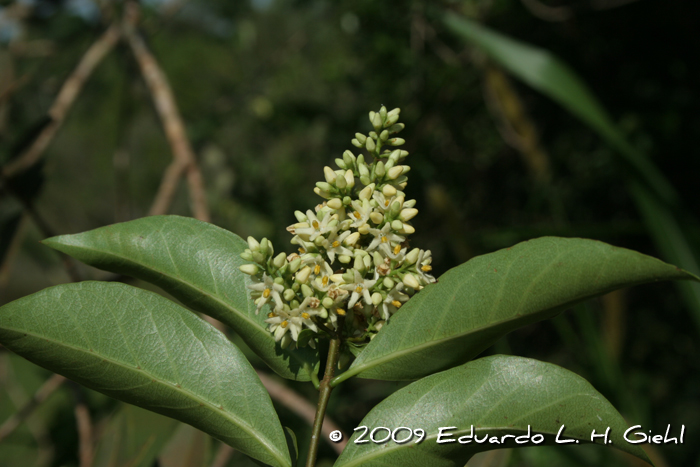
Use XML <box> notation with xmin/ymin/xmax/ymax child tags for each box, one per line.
<box><xmin>400</xmin><ymin>208</ymin><xmax>418</xmax><ymax>222</ymax></box>
<box><xmin>283</xmin><ymin>288</ymin><xmax>295</xmax><ymax>301</ymax></box>
<box><xmin>296</xmin><ymin>266</ymin><xmax>312</xmax><ymax>284</ymax></box>
<box><xmin>316</xmin><ymin>181</ymin><xmax>333</xmax><ymax>192</ymax></box>
<box><xmin>330</xmin><ymin>273</ymin><xmax>344</xmax><ymax>283</ymax></box>
<box><xmin>301</xmin><ymin>284</ymin><xmax>313</xmax><ymax>298</ymax></box>
<box><xmin>339</xmin><ymin>255</ymin><xmax>352</xmax><ymax>264</ymax></box>
<box><xmin>318</xmin><ymin>307</ymin><xmax>328</xmax><ymax>319</ymax></box>
<box><xmin>383</xmin><ymin>184</ymin><xmax>397</xmax><ymax>197</ymax></box>
<box><xmin>405</xmin><ymin>248</ymin><xmax>420</xmax><ymax>265</ymax></box>
<box><xmin>387</xmin><ymin>107</ymin><xmax>400</xmax><ymax>118</ymax></box>
<box><xmin>369</xmin><ymin>110</ymin><xmax>376</xmax><ymax>123</ymax></box>
<box><xmin>351</xmin><ymin>139</ymin><xmax>362</xmax><ymax>148</ymax></box>
<box><xmin>373</xmin><ymin>251</ymin><xmax>384</xmax><ymax>267</ymax></box>
<box><xmin>391</xmin><ymin>220</ymin><xmax>403</xmax><ymax>231</ymax></box>
<box><xmin>358</xmin><ymin>224</ymin><xmax>370</xmax><ymax>235</ymax></box>
<box><xmin>372</xmin><ymin>112</ymin><xmax>382</xmax><ymax>131</ymax></box>
<box><xmin>385</xmin><ymin>114</ymin><xmax>399</xmax><ymax>127</ymax></box>
<box><xmin>327</xmin><ymin>198</ymin><xmax>343</xmax><ymax>210</ymax></box>
<box><xmin>240</xmin><ymin>250</ymin><xmax>254</xmax><ymax>261</ymax></box>
<box><xmin>371</xmin><ymin>292</ymin><xmax>383</xmax><ymax>306</ymax></box>
<box><xmin>252</xmin><ymin>251</ymin><xmax>265</xmax><ymax>264</ymax></box>
<box><xmin>313</xmin><ymin>187</ymin><xmax>331</xmax><ymax>199</ymax></box>
<box><xmin>259</xmin><ymin>238</ymin><xmax>271</xmax><ymax>256</ymax></box>
<box><xmin>322</xmin><ymin>297</ymin><xmax>334</xmax><ymax>308</ymax></box>
<box><xmin>366</xmin><ymin>137</ymin><xmax>376</xmax><ymax>152</ymax></box>
<box><xmin>399</xmin><ymin>224</ymin><xmax>415</xmax><ymax>234</ymax></box>
<box><xmin>323</xmin><ymin>166</ymin><xmax>336</xmax><ymax>184</ymax></box>
<box><xmin>335</xmin><ymin>173</ymin><xmax>347</xmax><ymax>189</ymax></box>
<box><xmin>273</xmin><ymin>252</ymin><xmax>287</xmax><ymax>269</ymax></box>
<box><xmin>289</xmin><ymin>257</ymin><xmax>302</xmax><ymax>273</ymax></box>
<box><xmin>354</xmin><ymin>133</ymin><xmax>367</xmax><ymax>145</ymax></box>
<box><xmin>388</xmin><ymin>123</ymin><xmax>404</xmax><ymax>134</ymax></box>
<box><xmin>387</xmin><ymin>166</ymin><xmax>403</xmax><ymax>180</ymax></box>
<box><xmin>383</xmin><ymin>277</ymin><xmax>395</xmax><ymax>288</ymax></box>
<box><xmin>358</xmin><ymin>162</ymin><xmax>370</xmax><ymax>178</ymax></box>
<box><xmin>390</xmin><ymin>199</ymin><xmax>403</xmax><ymax>216</ymax></box>
<box><xmin>335</xmin><ymin>158</ymin><xmax>347</xmax><ymax>169</ymax></box>
<box><xmin>380</xmin><ymin>130</ymin><xmax>389</xmax><ymax>141</ymax></box>
<box><xmin>388</xmin><ymin>138</ymin><xmax>405</xmax><ymax>146</ymax></box>
<box><xmin>404</xmin><ymin>199</ymin><xmax>417</xmax><ymax>208</ymax></box>
<box><xmin>363</xmin><ymin>255</ymin><xmax>373</xmax><ymax>269</ymax></box>
<box><xmin>294</xmin><ymin>210</ymin><xmax>308</xmax><ymax>222</ymax></box>
<box><xmin>403</xmin><ymin>273</ymin><xmax>420</xmax><ymax>289</ymax></box>
<box><xmin>239</xmin><ymin>264</ymin><xmax>259</xmax><ymax>275</ymax></box>
<box><xmin>345</xmin><ymin>231</ymin><xmax>360</xmax><ymax>246</ymax></box>
<box><xmin>247</xmin><ymin>236</ymin><xmax>260</xmax><ymax>251</ymax></box>
<box><xmin>379</xmin><ymin>105</ymin><xmax>387</xmax><ymax>119</ymax></box>
<box><xmin>343</xmin><ymin>150</ymin><xmax>356</xmax><ymax>167</ymax></box>
<box><xmin>359</xmin><ymin>175</ymin><xmax>371</xmax><ymax>186</ymax></box>
<box><xmin>369</xmin><ymin>211</ymin><xmax>383</xmax><ymax>224</ymax></box>
<box><xmin>344</xmin><ymin>170</ymin><xmax>355</xmax><ymax>188</ymax></box>
<box><xmin>354</xmin><ymin>255</ymin><xmax>365</xmax><ymax>272</ymax></box>
<box><xmin>375</xmin><ymin>161</ymin><xmax>386</xmax><ymax>177</ymax></box>
<box><xmin>359</xmin><ymin>184</ymin><xmax>374</xmax><ymax>200</ymax></box>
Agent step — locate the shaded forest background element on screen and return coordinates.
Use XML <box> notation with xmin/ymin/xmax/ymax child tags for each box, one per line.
<box><xmin>0</xmin><ymin>0</ymin><xmax>699</xmax><ymax>466</ymax></box>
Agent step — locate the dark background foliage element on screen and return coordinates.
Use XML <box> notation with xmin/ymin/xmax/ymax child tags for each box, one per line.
<box><xmin>0</xmin><ymin>0</ymin><xmax>698</xmax><ymax>466</ymax></box>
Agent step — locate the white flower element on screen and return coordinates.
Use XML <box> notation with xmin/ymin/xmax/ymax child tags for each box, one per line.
<box><xmin>340</xmin><ymin>269</ymin><xmax>377</xmax><ymax>308</ymax></box>
<box><xmin>372</xmin><ymin>191</ymin><xmax>402</xmax><ymax>213</ymax></box>
<box><xmin>311</xmin><ymin>261</ymin><xmax>335</xmax><ymax>293</ymax></box>
<box><xmin>379</xmin><ymin>282</ymin><xmax>409</xmax><ymax>320</ymax></box>
<box><xmin>294</xmin><ymin>209</ymin><xmax>337</xmax><ymax>242</ymax></box>
<box><xmin>247</xmin><ymin>274</ymin><xmax>284</xmax><ymax>313</ymax></box>
<box><xmin>349</xmin><ymin>199</ymin><xmax>372</xmax><ymax>229</ymax></box>
<box><xmin>266</xmin><ymin>298</ymin><xmax>321</xmax><ymax>342</ymax></box>
<box><xmin>367</xmin><ymin>223</ymin><xmax>405</xmax><ymax>252</ymax></box>
<box><xmin>322</xmin><ymin>230</ymin><xmax>353</xmax><ymax>263</ymax></box>
<box><xmin>415</xmin><ymin>249</ymin><xmax>436</xmax><ymax>285</ymax></box>
<box><xmin>265</xmin><ymin>308</ymin><xmax>292</xmax><ymax>341</ymax></box>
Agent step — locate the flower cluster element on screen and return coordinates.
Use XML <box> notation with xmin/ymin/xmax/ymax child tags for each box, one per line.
<box><xmin>239</xmin><ymin>106</ymin><xmax>436</xmax><ymax>350</ymax></box>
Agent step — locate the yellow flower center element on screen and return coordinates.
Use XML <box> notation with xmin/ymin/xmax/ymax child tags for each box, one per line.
<box><xmin>314</xmin><ymin>264</ymin><xmax>321</xmax><ymax>275</ymax></box>
<box><xmin>336</xmin><ymin>308</ymin><xmax>346</xmax><ymax>316</ymax></box>
<box><xmin>322</xmin><ymin>276</ymin><xmax>329</xmax><ymax>286</ymax></box>
<box><xmin>298</xmin><ymin>247</ymin><xmax>305</xmax><ymax>254</ymax></box>
<box><xmin>421</xmin><ymin>265</ymin><xmax>432</xmax><ymax>272</ymax></box>
<box><xmin>312</xmin><ymin>220</ymin><xmax>319</xmax><ymax>229</ymax></box>
<box><xmin>384</xmin><ymin>200</ymin><xmax>390</xmax><ymax>207</ymax></box>
<box><xmin>268</xmin><ymin>312</ymin><xmax>275</xmax><ymax>318</ymax></box>
<box><xmin>263</xmin><ymin>288</ymin><xmax>271</xmax><ymax>298</ymax></box>
<box><xmin>301</xmin><ymin>312</ymin><xmax>310</xmax><ymax>319</ymax></box>
<box><xmin>381</xmin><ymin>236</ymin><xmax>388</xmax><ymax>243</ymax></box>
<box><xmin>332</xmin><ymin>241</ymin><xmax>340</xmax><ymax>248</ymax></box>
<box><xmin>353</xmin><ymin>211</ymin><xmax>361</xmax><ymax>219</ymax></box>
<box><xmin>355</xmin><ymin>285</ymin><xmax>363</xmax><ymax>293</ymax></box>
<box><xmin>392</xmin><ymin>300</ymin><xmax>402</xmax><ymax>308</ymax></box>
<box><xmin>281</xmin><ymin>320</ymin><xmax>288</xmax><ymax>328</ymax></box>
<box><xmin>394</xmin><ymin>245</ymin><xmax>401</xmax><ymax>255</ymax></box>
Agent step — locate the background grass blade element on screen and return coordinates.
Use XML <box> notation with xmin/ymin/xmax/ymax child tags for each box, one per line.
<box><xmin>333</xmin><ymin>237</ymin><xmax>698</xmax><ymax>383</ymax></box>
<box><xmin>334</xmin><ymin>355</ymin><xmax>652</xmax><ymax>467</ymax></box>
<box><xmin>0</xmin><ymin>282</ymin><xmax>291</xmax><ymax>467</ymax></box>
<box><xmin>42</xmin><ymin>215</ymin><xmax>319</xmax><ymax>382</ymax></box>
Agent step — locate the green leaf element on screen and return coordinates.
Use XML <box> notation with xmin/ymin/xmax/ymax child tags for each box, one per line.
<box><xmin>334</xmin><ymin>355</ymin><xmax>652</xmax><ymax>467</ymax></box>
<box><xmin>334</xmin><ymin>237</ymin><xmax>698</xmax><ymax>383</ymax></box>
<box><xmin>443</xmin><ymin>11</ymin><xmax>676</xmax><ymax>206</ymax></box>
<box><xmin>0</xmin><ymin>282</ymin><xmax>291</xmax><ymax>467</ymax></box>
<box><xmin>92</xmin><ymin>404</ymin><xmax>178</xmax><ymax>467</ymax></box>
<box><xmin>42</xmin><ymin>215</ymin><xmax>318</xmax><ymax>382</ymax></box>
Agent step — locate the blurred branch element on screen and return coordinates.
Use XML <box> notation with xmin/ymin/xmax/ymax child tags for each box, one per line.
<box><xmin>256</xmin><ymin>370</ymin><xmax>347</xmax><ymax>454</ymax></box>
<box><xmin>70</xmin><ymin>383</ymin><xmax>94</xmax><ymax>467</ymax></box>
<box><xmin>209</xmin><ymin>443</ymin><xmax>235</xmax><ymax>467</ymax></box>
<box><xmin>1</xmin><ymin>24</ymin><xmax>121</xmax><ymax>179</ymax></box>
<box><xmin>123</xmin><ymin>2</ymin><xmax>210</xmax><ymax>222</ymax></box>
<box><xmin>0</xmin><ymin>374</ymin><xmax>66</xmax><ymax>443</ymax></box>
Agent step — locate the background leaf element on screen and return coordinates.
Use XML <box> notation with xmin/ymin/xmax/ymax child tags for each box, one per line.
<box><xmin>0</xmin><ymin>281</ymin><xmax>291</xmax><ymax>467</ymax></box>
<box><xmin>43</xmin><ymin>215</ymin><xmax>319</xmax><ymax>382</ymax></box>
<box><xmin>334</xmin><ymin>355</ymin><xmax>652</xmax><ymax>467</ymax></box>
<box><xmin>334</xmin><ymin>237</ymin><xmax>698</xmax><ymax>383</ymax></box>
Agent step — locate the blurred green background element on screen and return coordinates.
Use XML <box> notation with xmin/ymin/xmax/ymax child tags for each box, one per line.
<box><xmin>0</xmin><ymin>0</ymin><xmax>699</xmax><ymax>466</ymax></box>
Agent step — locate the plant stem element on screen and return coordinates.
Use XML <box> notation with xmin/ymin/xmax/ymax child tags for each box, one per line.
<box><xmin>305</xmin><ymin>316</ymin><xmax>344</xmax><ymax>467</ymax></box>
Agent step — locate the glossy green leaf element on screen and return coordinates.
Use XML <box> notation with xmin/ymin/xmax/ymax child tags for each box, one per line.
<box><xmin>92</xmin><ymin>404</ymin><xmax>178</xmax><ymax>467</ymax></box>
<box><xmin>0</xmin><ymin>282</ymin><xmax>291</xmax><ymax>467</ymax></box>
<box><xmin>334</xmin><ymin>355</ymin><xmax>652</xmax><ymax>467</ymax></box>
<box><xmin>334</xmin><ymin>237</ymin><xmax>698</xmax><ymax>383</ymax></box>
<box><xmin>42</xmin><ymin>215</ymin><xmax>318</xmax><ymax>382</ymax></box>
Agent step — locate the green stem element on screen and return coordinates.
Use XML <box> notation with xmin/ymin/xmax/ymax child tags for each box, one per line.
<box><xmin>305</xmin><ymin>316</ymin><xmax>344</xmax><ymax>467</ymax></box>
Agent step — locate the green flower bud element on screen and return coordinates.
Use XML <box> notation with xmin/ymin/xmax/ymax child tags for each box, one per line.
<box><xmin>314</xmin><ymin>236</ymin><xmax>325</xmax><ymax>247</ymax></box>
<box><xmin>324</xmin><ymin>166</ymin><xmax>337</xmax><ymax>184</ymax></box>
<box><xmin>358</xmin><ymin>161</ymin><xmax>370</xmax><ymax>178</ymax></box>
<box><xmin>360</xmin><ymin>175</ymin><xmax>371</xmax><ymax>186</ymax></box>
<box><xmin>358</xmin><ymin>224</ymin><xmax>370</xmax><ymax>235</ymax></box>
<box><xmin>252</xmin><ymin>251</ymin><xmax>265</xmax><ymax>264</ymax></box>
<box><xmin>247</xmin><ymin>236</ymin><xmax>260</xmax><ymax>251</ymax></box>
<box><xmin>301</xmin><ymin>284</ymin><xmax>313</xmax><ymax>298</ymax></box>
<box><xmin>390</xmin><ymin>199</ymin><xmax>403</xmax><ymax>216</ymax></box>
<box><xmin>369</xmin><ymin>211</ymin><xmax>383</xmax><ymax>224</ymax></box>
<box><xmin>318</xmin><ymin>307</ymin><xmax>328</xmax><ymax>319</ymax></box>
<box><xmin>399</xmin><ymin>150</ymin><xmax>409</xmax><ymax>158</ymax></box>
<box><xmin>383</xmin><ymin>184</ymin><xmax>397</xmax><ymax>197</ymax></box>
<box><xmin>345</xmin><ymin>231</ymin><xmax>360</xmax><ymax>246</ymax></box>
<box><xmin>405</xmin><ymin>248</ymin><xmax>420</xmax><ymax>265</ymax></box>
<box><xmin>354</xmin><ymin>255</ymin><xmax>365</xmax><ymax>272</ymax></box>
<box><xmin>316</xmin><ymin>181</ymin><xmax>333</xmax><ymax>192</ymax></box>
<box><xmin>339</xmin><ymin>255</ymin><xmax>352</xmax><ymax>264</ymax></box>
<box><xmin>363</xmin><ymin>255</ymin><xmax>372</xmax><ymax>270</ymax></box>
<box><xmin>259</xmin><ymin>238</ymin><xmax>271</xmax><ymax>256</ymax></box>
<box><xmin>335</xmin><ymin>158</ymin><xmax>347</xmax><ymax>169</ymax></box>
<box><xmin>239</xmin><ymin>264</ymin><xmax>259</xmax><ymax>275</ymax></box>
<box><xmin>296</xmin><ymin>266</ymin><xmax>312</xmax><ymax>284</ymax></box>
<box><xmin>371</xmin><ymin>292</ymin><xmax>383</xmax><ymax>306</ymax></box>
<box><xmin>283</xmin><ymin>288</ymin><xmax>295</xmax><ymax>301</ymax></box>
<box><xmin>369</xmin><ymin>110</ymin><xmax>376</xmax><ymax>123</ymax></box>
<box><xmin>322</xmin><ymin>297</ymin><xmax>334</xmax><ymax>309</ymax></box>
<box><xmin>289</xmin><ymin>258</ymin><xmax>302</xmax><ymax>273</ymax></box>
<box><xmin>343</xmin><ymin>150</ymin><xmax>356</xmax><ymax>167</ymax></box>
<box><xmin>366</xmin><ymin>137</ymin><xmax>376</xmax><ymax>152</ymax></box>
<box><xmin>403</xmin><ymin>273</ymin><xmax>420</xmax><ymax>289</ymax></box>
<box><xmin>292</xmin><ymin>282</ymin><xmax>300</xmax><ymax>292</ymax></box>
<box><xmin>372</xmin><ymin>112</ymin><xmax>382</xmax><ymax>130</ymax></box>
<box><xmin>274</xmin><ymin>277</ymin><xmax>285</xmax><ymax>285</ymax></box>
<box><xmin>342</xmin><ymin>196</ymin><xmax>352</xmax><ymax>206</ymax></box>
<box><xmin>388</xmin><ymin>137</ymin><xmax>405</xmax><ymax>146</ymax></box>
<box><xmin>342</xmin><ymin>270</ymin><xmax>355</xmax><ymax>282</ymax></box>
<box><xmin>379</xmin><ymin>106</ymin><xmax>387</xmax><ymax>119</ymax></box>
<box><xmin>313</xmin><ymin>187</ymin><xmax>331</xmax><ymax>199</ymax></box>
<box><xmin>399</xmin><ymin>224</ymin><xmax>415</xmax><ymax>234</ymax></box>
<box><xmin>369</xmin><ymin>131</ymin><xmax>378</xmax><ymax>140</ymax></box>
<box><xmin>373</xmin><ymin>251</ymin><xmax>384</xmax><ymax>267</ymax></box>
<box><xmin>391</xmin><ymin>220</ymin><xmax>403</xmax><ymax>231</ymax></box>
<box><xmin>385</xmin><ymin>114</ymin><xmax>399</xmax><ymax>127</ymax></box>
<box><xmin>355</xmin><ymin>133</ymin><xmax>367</xmax><ymax>145</ymax></box>
<box><xmin>387</xmin><ymin>107</ymin><xmax>400</xmax><ymax>118</ymax></box>
<box><xmin>404</xmin><ymin>199</ymin><xmax>417</xmax><ymax>208</ymax></box>
<box><xmin>351</xmin><ymin>138</ymin><xmax>362</xmax><ymax>148</ymax></box>
<box><xmin>335</xmin><ymin>173</ymin><xmax>347</xmax><ymax>189</ymax></box>
<box><xmin>294</xmin><ymin>210</ymin><xmax>308</xmax><ymax>222</ymax></box>
<box><xmin>273</xmin><ymin>252</ymin><xmax>287</xmax><ymax>269</ymax></box>
<box><xmin>375</xmin><ymin>161</ymin><xmax>386</xmax><ymax>177</ymax></box>
<box><xmin>383</xmin><ymin>277</ymin><xmax>395</xmax><ymax>289</ymax></box>
<box><xmin>400</xmin><ymin>208</ymin><xmax>418</xmax><ymax>222</ymax></box>
<box><xmin>358</xmin><ymin>183</ymin><xmax>375</xmax><ymax>200</ymax></box>
<box><xmin>328</xmin><ymin>198</ymin><xmax>343</xmax><ymax>210</ymax></box>
<box><xmin>380</xmin><ymin>129</ymin><xmax>389</xmax><ymax>141</ymax></box>
<box><xmin>290</xmin><ymin>299</ymin><xmax>300</xmax><ymax>309</ymax></box>
<box><xmin>240</xmin><ymin>250</ymin><xmax>255</xmax><ymax>261</ymax></box>
<box><xmin>344</xmin><ymin>169</ymin><xmax>355</xmax><ymax>189</ymax></box>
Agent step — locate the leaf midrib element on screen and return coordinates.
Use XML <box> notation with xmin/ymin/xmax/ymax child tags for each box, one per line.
<box><xmin>1</xmin><ymin>323</ymin><xmax>286</xmax><ymax>465</ymax></box>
